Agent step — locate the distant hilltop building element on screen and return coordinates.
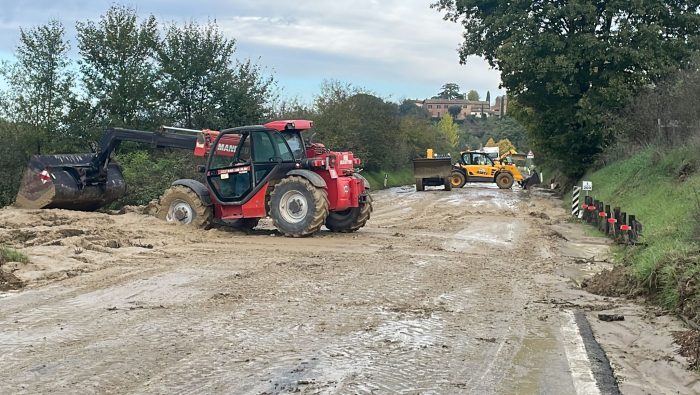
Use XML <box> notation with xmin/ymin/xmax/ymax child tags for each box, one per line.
<box><xmin>416</xmin><ymin>95</ymin><xmax>508</xmax><ymax>120</ymax></box>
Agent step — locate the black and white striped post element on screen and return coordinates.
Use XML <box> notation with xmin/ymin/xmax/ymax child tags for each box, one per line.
<box><xmin>571</xmin><ymin>186</ymin><xmax>581</xmax><ymax>217</ymax></box>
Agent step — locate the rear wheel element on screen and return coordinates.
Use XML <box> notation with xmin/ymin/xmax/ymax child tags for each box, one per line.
<box><xmin>326</xmin><ymin>194</ymin><xmax>373</xmax><ymax>232</ymax></box>
<box><xmin>270</xmin><ymin>176</ymin><xmax>329</xmax><ymax>237</ymax></box>
<box><xmin>496</xmin><ymin>172</ymin><xmax>515</xmax><ymax>189</ymax></box>
<box><xmin>156</xmin><ymin>185</ymin><xmax>213</xmax><ymax>228</ymax></box>
<box><xmin>450</xmin><ymin>171</ymin><xmax>466</xmax><ymax>188</ymax></box>
<box><xmin>415</xmin><ymin>178</ymin><xmax>424</xmax><ymax>191</ymax></box>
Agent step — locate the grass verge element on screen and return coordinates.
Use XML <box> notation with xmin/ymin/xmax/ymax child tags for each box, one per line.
<box><xmin>362</xmin><ymin>168</ymin><xmax>415</xmax><ymax>190</ymax></box>
<box><xmin>576</xmin><ymin>145</ymin><xmax>700</xmax><ymax>322</ymax></box>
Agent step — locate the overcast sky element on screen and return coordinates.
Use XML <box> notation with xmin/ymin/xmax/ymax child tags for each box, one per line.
<box><xmin>0</xmin><ymin>0</ymin><xmax>504</xmax><ymax>103</ymax></box>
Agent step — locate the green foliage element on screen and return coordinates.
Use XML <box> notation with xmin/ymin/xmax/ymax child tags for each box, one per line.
<box><xmin>437</xmin><ymin>114</ymin><xmax>459</xmax><ymax>151</ymax></box>
<box><xmin>115</xmin><ymin>150</ymin><xmax>201</xmax><ymax>206</ymax></box>
<box><xmin>362</xmin><ymin>168</ymin><xmax>415</xmax><ymax>190</ymax></box>
<box><xmin>433</xmin><ymin>0</ymin><xmax>700</xmax><ymax>180</ymax></box>
<box><xmin>0</xmin><ymin>122</ymin><xmax>32</xmax><ymax>206</ymax></box>
<box><xmin>447</xmin><ymin>105</ymin><xmax>461</xmax><ymax>118</ymax></box>
<box><xmin>1</xmin><ymin>19</ymin><xmax>73</xmax><ymax>154</ymax></box>
<box><xmin>576</xmin><ymin>144</ymin><xmax>700</xmax><ymax>317</ymax></box>
<box><xmin>459</xmin><ymin>116</ymin><xmax>529</xmax><ymax>152</ymax></box>
<box><xmin>0</xmin><ymin>247</ymin><xmax>29</xmax><ymax>265</ymax></box>
<box><xmin>76</xmin><ymin>4</ymin><xmax>159</xmax><ymax>129</ymax></box>
<box><xmin>466</xmin><ymin>90</ymin><xmax>479</xmax><ymax>101</ymax></box>
<box><xmin>435</xmin><ymin>83</ymin><xmax>463</xmax><ymax>99</ymax></box>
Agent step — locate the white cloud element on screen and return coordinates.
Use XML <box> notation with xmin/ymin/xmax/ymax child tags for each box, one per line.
<box><xmin>0</xmin><ymin>0</ymin><xmax>505</xmax><ymax>101</ymax></box>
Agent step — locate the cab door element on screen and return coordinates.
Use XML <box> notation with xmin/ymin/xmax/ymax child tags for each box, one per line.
<box><xmin>206</xmin><ymin>132</ymin><xmax>253</xmax><ymax>202</ymax></box>
<box><xmin>464</xmin><ymin>152</ymin><xmax>495</xmax><ymax>182</ymax></box>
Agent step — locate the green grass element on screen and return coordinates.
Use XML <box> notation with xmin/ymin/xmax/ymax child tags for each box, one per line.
<box><xmin>362</xmin><ymin>168</ymin><xmax>416</xmax><ymax>190</ymax></box>
<box><xmin>0</xmin><ymin>247</ymin><xmax>29</xmax><ymax>265</ymax></box>
<box><xmin>572</xmin><ymin>145</ymin><xmax>700</xmax><ymax>318</ymax></box>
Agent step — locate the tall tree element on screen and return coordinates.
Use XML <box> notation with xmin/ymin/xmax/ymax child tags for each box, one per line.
<box><xmin>436</xmin><ymin>83</ymin><xmax>464</xmax><ymax>99</ymax></box>
<box><xmin>433</xmin><ymin>0</ymin><xmax>700</xmax><ymax>178</ymax></box>
<box><xmin>217</xmin><ymin>59</ymin><xmax>277</xmax><ymax>127</ymax></box>
<box><xmin>76</xmin><ymin>5</ymin><xmax>159</xmax><ymax>128</ymax></box>
<box><xmin>157</xmin><ymin>21</ymin><xmax>236</xmax><ymax>128</ymax></box>
<box><xmin>466</xmin><ymin>90</ymin><xmax>480</xmax><ymax>101</ymax></box>
<box><xmin>485</xmin><ymin>90</ymin><xmax>490</xmax><ymax>103</ymax></box>
<box><xmin>437</xmin><ymin>113</ymin><xmax>460</xmax><ymax>150</ymax></box>
<box><xmin>1</xmin><ymin>20</ymin><xmax>73</xmax><ymax>154</ymax></box>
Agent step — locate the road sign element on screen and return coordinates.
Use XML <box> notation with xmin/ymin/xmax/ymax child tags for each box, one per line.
<box><xmin>582</xmin><ymin>181</ymin><xmax>592</xmax><ymax>191</ymax></box>
<box><xmin>527</xmin><ymin>150</ymin><xmax>534</xmax><ymax>159</ymax></box>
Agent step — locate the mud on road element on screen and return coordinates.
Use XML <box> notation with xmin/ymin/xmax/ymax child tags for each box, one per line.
<box><xmin>0</xmin><ymin>185</ymin><xmax>698</xmax><ymax>394</ymax></box>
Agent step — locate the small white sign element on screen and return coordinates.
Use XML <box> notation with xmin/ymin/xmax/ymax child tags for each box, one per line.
<box><xmin>582</xmin><ymin>181</ymin><xmax>592</xmax><ymax>191</ymax></box>
<box><xmin>527</xmin><ymin>150</ymin><xmax>534</xmax><ymax>159</ymax></box>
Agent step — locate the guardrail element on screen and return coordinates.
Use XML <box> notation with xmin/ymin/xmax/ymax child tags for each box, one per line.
<box><xmin>572</xmin><ymin>186</ymin><xmax>643</xmax><ymax>244</ymax></box>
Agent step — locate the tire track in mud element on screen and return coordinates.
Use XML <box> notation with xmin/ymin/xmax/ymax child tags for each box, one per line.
<box><xmin>0</xmin><ymin>186</ymin><xmax>604</xmax><ymax>394</ymax></box>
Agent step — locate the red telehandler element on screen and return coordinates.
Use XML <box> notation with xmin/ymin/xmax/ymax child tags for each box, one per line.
<box><xmin>15</xmin><ymin>120</ymin><xmax>372</xmax><ymax>237</ymax></box>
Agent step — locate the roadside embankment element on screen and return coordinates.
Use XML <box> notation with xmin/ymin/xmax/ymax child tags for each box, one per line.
<box><xmin>576</xmin><ymin>145</ymin><xmax>700</xmax><ymax>324</ymax></box>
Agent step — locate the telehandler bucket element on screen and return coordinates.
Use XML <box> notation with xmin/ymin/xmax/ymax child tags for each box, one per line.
<box><xmin>14</xmin><ymin>126</ymin><xmax>199</xmax><ymax>211</ymax></box>
<box><xmin>15</xmin><ymin>154</ymin><xmax>126</xmax><ymax>211</ymax></box>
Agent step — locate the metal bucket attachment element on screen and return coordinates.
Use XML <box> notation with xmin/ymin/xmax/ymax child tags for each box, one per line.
<box><xmin>14</xmin><ymin>154</ymin><xmax>126</xmax><ymax>211</ymax></box>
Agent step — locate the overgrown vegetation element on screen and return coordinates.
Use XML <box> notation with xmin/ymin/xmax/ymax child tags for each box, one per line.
<box><xmin>0</xmin><ymin>247</ymin><xmax>29</xmax><ymax>266</ymax></box>
<box><xmin>432</xmin><ymin>0</ymin><xmax>700</xmax><ymax>181</ymax></box>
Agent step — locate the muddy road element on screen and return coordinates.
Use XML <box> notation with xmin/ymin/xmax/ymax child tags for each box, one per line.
<box><xmin>0</xmin><ymin>185</ymin><xmax>698</xmax><ymax>394</ymax></box>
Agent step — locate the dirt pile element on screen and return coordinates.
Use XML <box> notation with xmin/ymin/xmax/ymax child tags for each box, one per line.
<box><xmin>581</xmin><ymin>265</ymin><xmax>635</xmax><ymax>297</ymax></box>
<box><xmin>0</xmin><ymin>206</ymin><xmax>217</xmax><ymax>287</ymax></box>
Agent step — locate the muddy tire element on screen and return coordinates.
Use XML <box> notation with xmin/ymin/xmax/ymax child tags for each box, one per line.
<box><xmin>496</xmin><ymin>172</ymin><xmax>514</xmax><ymax>189</ymax></box>
<box><xmin>444</xmin><ymin>178</ymin><xmax>452</xmax><ymax>191</ymax></box>
<box><xmin>326</xmin><ymin>194</ymin><xmax>373</xmax><ymax>232</ymax></box>
<box><xmin>450</xmin><ymin>171</ymin><xmax>466</xmax><ymax>188</ymax></box>
<box><xmin>156</xmin><ymin>185</ymin><xmax>213</xmax><ymax>228</ymax></box>
<box><xmin>270</xmin><ymin>176</ymin><xmax>329</xmax><ymax>237</ymax></box>
<box><xmin>416</xmin><ymin>178</ymin><xmax>424</xmax><ymax>191</ymax></box>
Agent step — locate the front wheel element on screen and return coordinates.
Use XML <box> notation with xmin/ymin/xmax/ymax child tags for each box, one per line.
<box><xmin>156</xmin><ymin>185</ymin><xmax>213</xmax><ymax>228</ymax></box>
<box><xmin>269</xmin><ymin>176</ymin><xmax>329</xmax><ymax>237</ymax></box>
<box><xmin>496</xmin><ymin>172</ymin><xmax>514</xmax><ymax>189</ymax></box>
<box><xmin>450</xmin><ymin>171</ymin><xmax>466</xmax><ymax>188</ymax></box>
<box><xmin>326</xmin><ymin>194</ymin><xmax>373</xmax><ymax>232</ymax></box>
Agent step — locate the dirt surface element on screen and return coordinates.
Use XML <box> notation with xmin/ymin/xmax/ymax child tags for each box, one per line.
<box><xmin>0</xmin><ymin>185</ymin><xmax>699</xmax><ymax>394</ymax></box>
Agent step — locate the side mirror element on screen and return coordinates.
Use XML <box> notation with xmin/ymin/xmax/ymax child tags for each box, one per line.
<box><xmin>195</xmin><ymin>165</ymin><xmax>206</xmax><ymax>173</ymax></box>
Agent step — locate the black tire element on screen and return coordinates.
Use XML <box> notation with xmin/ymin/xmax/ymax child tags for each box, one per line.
<box><xmin>444</xmin><ymin>178</ymin><xmax>452</xmax><ymax>191</ymax></box>
<box><xmin>416</xmin><ymin>178</ymin><xmax>424</xmax><ymax>191</ymax></box>
<box><xmin>496</xmin><ymin>172</ymin><xmax>515</xmax><ymax>189</ymax></box>
<box><xmin>326</xmin><ymin>194</ymin><xmax>373</xmax><ymax>232</ymax></box>
<box><xmin>450</xmin><ymin>171</ymin><xmax>466</xmax><ymax>188</ymax></box>
<box><xmin>269</xmin><ymin>176</ymin><xmax>329</xmax><ymax>237</ymax></box>
<box><xmin>156</xmin><ymin>185</ymin><xmax>213</xmax><ymax>228</ymax></box>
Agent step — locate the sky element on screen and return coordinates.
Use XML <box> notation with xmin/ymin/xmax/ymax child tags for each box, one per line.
<box><xmin>0</xmin><ymin>0</ymin><xmax>505</xmax><ymax>104</ymax></box>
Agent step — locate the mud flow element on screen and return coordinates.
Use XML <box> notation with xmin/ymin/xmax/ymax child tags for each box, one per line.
<box><xmin>0</xmin><ymin>186</ymin><xmax>698</xmax><ymax>394</ymax></box>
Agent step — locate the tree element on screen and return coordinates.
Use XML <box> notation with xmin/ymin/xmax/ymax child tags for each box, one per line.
<box><xmin>433</xmin><ymin>0</ymin><xmax>700</xmax><ymax>178</ymax></box>
<box><xmin>497</xmin><ymin>138</ymin><xmax>516</xmax><ymax>154</ymax></box>
<box><xmin>466</xmin><ymin>90</ymin><xmax>480</xmax><ymax>101</ymax></box>
<box><xmin>484</xmin><ymin>137</ymin><xmax>497</xmax><ymax>147</ymax></box>
<box><xmin>1</xmin><ymin>20</ymin><xmax>73</xmax><ymax>154</ymax></box>
<box><xmin>157</xmin><ymin>21</ymin><xmax>236</xmax><ymax>128</ymax></box>
<box><xmin>485</xmin><ymin>91</ymin><xmax>490</xmax><ymax>103</ymax></box>
<box><xmin>217</xmin><ymin>59</ymin><xmax>277</xmax><ymax>127</ymax></box>
<box><xmin>399</xmin><ymin>99</ymin><xmax>430</xmax><ymax>119</ymax></box>
<box><xmin>436</xmin><ymin>83</ymin><xmax>464</xmax><ymax>99</ymax></box>
<box><xmin>447</xmin><ymin>105</ymin><xmax>462</xmax><ymax>119</ymax></box>
<box><xmin>437</xmin><ymin>114</ymin><xmax>460</xmax><ymax>150</ymax></box>
<box><xmin>76</xmin><ymin>5</ymin><xmax>159</xmax><ymax>128</ymax></box>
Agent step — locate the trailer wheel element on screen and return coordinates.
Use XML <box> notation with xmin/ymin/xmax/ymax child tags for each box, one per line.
<box><xmin>415</xmin><ymin>178</ymin><xmax>424</xmax><ymax>191</ymax></box>
<box><xmin>496</xmin><ymin>172</ymin><xmax>514</xmax><ymax>189</ymax></box>
<box><xmin>450</xmin><ymin>171</ymin><xmax>466</xmax><ymax>188</ymax></box>
<box><xmin>157</xmin><ymin>185</ymin><xmax>213</xmax><ymax>228</ymax></box>
<box><xmin>326</xmin><ymin>194</ymin><xmax>373</xmax><ymax>232</ymax></box>
<box><xmin>270</xmin><ymin>176</ymin><xmax>329</xmax><ymax>237</ymax></box>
